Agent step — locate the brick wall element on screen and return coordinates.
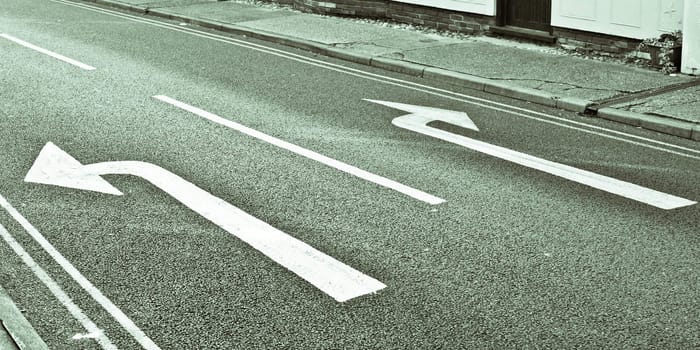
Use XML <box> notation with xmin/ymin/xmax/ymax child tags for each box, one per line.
<box><xmin>293</xmin><ymin>0</ymin><xmax>386</xmax><ymax>17</ymax></box>
<box><xmin>259</xmin><ymin>0</ymin><xmax>494</xmax><ymax>34</ymax></box>
<box><xmin>387</xmin><ymin>2</ymin><xmax>492</xmax><ymax>33</ymax></box>
<box><xmin>554</xmin><ymin>27</ymin><xmax>641</xmax><ymax>56</ymax></box>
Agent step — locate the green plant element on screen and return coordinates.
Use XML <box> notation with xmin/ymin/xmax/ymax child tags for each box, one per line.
<box><xmin>638</xmin><ymin>30</ymin><xmax>683</xmax><ymax>74</ymax></box>
<box><xmin>640</xmin><ymin>30</ymin><xmax>683</xmax><ymax>48</ymax></box>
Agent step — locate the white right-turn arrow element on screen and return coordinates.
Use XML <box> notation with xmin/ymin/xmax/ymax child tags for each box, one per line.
<box><xmin>365</xmin><ymin>99</ymin><xmax>696</xmax><ymax>210</ymax></box>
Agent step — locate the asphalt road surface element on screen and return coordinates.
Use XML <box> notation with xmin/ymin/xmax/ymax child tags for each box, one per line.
<box><xmin>1</xmin><ymin>0</ymin><xmax>699</xmax><ymax>349</ymax></box>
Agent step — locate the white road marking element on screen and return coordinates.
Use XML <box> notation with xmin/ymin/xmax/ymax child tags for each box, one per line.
<box><xmin>153</xmin><ymin>95</ymin><xmax>445</xmax><ymax>205</ymax></box>
<box><xmin>25</xmin><ymin>142</ymin><xmax>387</xmax><ymax>302</ymax></box>
<box><xmin>51</xmin><ymin>0</ymin><xmax>700</xmax><ymax>161</ymax></box>
<box><xmin>0</xmin><ymin>197</ymin><xmax>117</xmax><ymax>350</ymax></box>
<box><xmin>72</xmin><ymin>330</ymin><xmax>104</xmax><ymax>340</ymax></box>
<box><xmin>0</xmin><ymin>193</ymin><xmax>161</xmax><ymax>350</ymax></box>
<box><xmin>0</xmin><ymin>33</ymin><xmax>96</xmax><ymax>70</ymax></box>
<box><xmin>365</xmin><ymin>99</ymin><xmax>697</xmax><ymax>210</ymax></box>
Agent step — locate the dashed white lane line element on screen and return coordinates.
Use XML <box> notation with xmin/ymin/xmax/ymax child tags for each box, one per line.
<box><xmin>0</xmin><ymin>193</ymin><xmax>161</xmax><ymax>350</ymax></box>
<box><xmin>154</xmin><ymin>95</ymin><xmax>446</xmax><ymax>205</ymax></box>
<box><xmin>0</xmin><ymin>33</ymin><xmax>96</xmax><ymax>70</ymax></box>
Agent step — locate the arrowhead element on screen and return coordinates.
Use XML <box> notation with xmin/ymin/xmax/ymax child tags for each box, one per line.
<box><xmin>24</xmin><ymin>142</ymin><xmax>123</xmax><ymax>196</ymax></box>
<box><xmin>364</xmin><ymin>99</ymin><xmax>479</xmax><ymax>132</ymax></box>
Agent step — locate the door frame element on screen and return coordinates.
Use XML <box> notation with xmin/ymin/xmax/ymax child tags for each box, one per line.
<box><xmin>496</xmin><ymin>0</ymin><xmax>553</xmax><ymax>33</ymax></box>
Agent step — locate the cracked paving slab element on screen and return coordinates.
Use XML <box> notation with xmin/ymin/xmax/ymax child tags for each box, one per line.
<box><xmin>612</xmin><ymin>85</ymin><xmax>700</xmax><ymax>124</ymax></box>
<box><xmin>399</xmin><ymin>41</ymin><xmax>695</xmax><ymax>101</ymax></box>
<box><xmin>235</xmin><ymin>14</ymin><xmax>455</xmax><ymax>48</ymax></box>
<box><xmin>236</xmin><ymin>15</ymin><xmax>405</xmax><ymax>44</ymax></box>
<box><xmin>335</xmin><ymin>34</ymin><xmax>463</xmax><ymax>58</ymax></box>
<box><xmin>146</xmin><ymin>1</ymin><xmax>297</xmax><ymax>22</ymax></box>
<box><xmin>502</xmin><ymin>80</ymin><xmax>623</xmax><ymax>101</ymax></box>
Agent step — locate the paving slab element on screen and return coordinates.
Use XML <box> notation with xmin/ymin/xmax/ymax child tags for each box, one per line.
<box><xmin>151</xmin><ymin>1</ymin><xmax>298</xmax><ymax>22</ymax></box>
<box><xmin>397</xmin><ymin>41</ymin><xmax>696</xmax><ymax>102</ymax></box>
<box><xmin>235</xmin><ymin>14</ymin><xmax>417</xmax><ymax>45</ymax></box>
<box><xmin>611</xmin><ymin>85</ymin><xmax>700</xmax><ymax>124</ymax></box>
<box><xmin>370</xmin><ymin>32</ymin><xmax>463</xmax><ymax>51</ymax></box>
<box><xmin>331</xmin><ymin>42</ymin><xmax>397</xmax><ymax>57</ymax></box>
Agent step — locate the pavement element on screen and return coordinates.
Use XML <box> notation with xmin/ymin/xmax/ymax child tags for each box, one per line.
<box><xmin>67</xmin><ymin>0</ymin><xmax>700</xmax><ymax>141</ymax></box>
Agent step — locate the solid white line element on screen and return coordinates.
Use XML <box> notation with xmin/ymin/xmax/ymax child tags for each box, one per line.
<box><xmin>0</xmin><ymin>222</ymin><xmax>117</xmax><ymax>350</ymax></box>
<box><xmin>0</xmin><ymin>33</ymin><xmax>96</xmax><ymax>70</ymax></box>
<box><xmin>50</xmin><ymin>0</ymin><xmax>700</xmax><ymax>161</ymax></box>
<box><xmin>0</xmin><ymin>194</ymin><xmax>161</xmax><ymax>350</ymax></box>
<box><xmin>153</xmin><ymin>95</ymin><xmax>445</xmax><ymax>205</ymax></box>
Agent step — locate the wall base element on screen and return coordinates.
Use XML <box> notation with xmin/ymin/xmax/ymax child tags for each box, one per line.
<box><xmin>261</xmin><ymin>0</ymin><xmax>493</xmax><ymax>34</ymax></box>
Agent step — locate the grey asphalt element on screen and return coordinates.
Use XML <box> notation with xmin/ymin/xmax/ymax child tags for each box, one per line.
<box><xmin>1</xmin><ymin>0</ymin><xmax>700</xmax><ymax>349</ymax></box>
<box><xmin>78</xmin><ymin>0</ymin><xmax>700</xmax><ymax>141</ymax></box>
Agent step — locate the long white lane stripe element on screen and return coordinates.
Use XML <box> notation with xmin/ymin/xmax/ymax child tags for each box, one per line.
<box><xmin>0</xmin><ymin>223</ymin><xmax>117</xmax><ymax>350</ymax></box>
<box><xmin>0</xmin><ymin>33</ymin><xmax>96</xmax><ymax>70</ymax></box>
<box><xmin>393</xmin><ymin>118</ymin><xmax>697</xmax><ymax>210</ymax></box>
<box><xmin>153</xmin><ymin>95</ymin><xmax>445</xmax><ymax>205</ymax></box>
<box><xmin>0</xmin><ymin>194</ymin><xmax>161</xmax><ymax>350</ymax></box>
<box><xmin>51</xmin><ymin>0</ymin><xmax>700</xmax><ymax>160</ymax></box>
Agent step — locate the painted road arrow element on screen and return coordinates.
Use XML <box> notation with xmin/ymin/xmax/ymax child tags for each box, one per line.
<box><xmin>365</xmin><ymin>99</ymin><xmax>696</xmax><ymax>210</ymax></box>
<box><xmin>25</xmin><ymin>142</ymin><xmax>386</xmax><ymax>302</ymax></box>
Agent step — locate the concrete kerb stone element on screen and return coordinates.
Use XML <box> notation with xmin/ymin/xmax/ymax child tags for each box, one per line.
<box><xmin>222</xmin><ymin>24</ymin><xmax>325</xmax><ymax>53</ymax></box>
<box><xmin>693</xmin><ymin>125</ymin><xmax>700</xmax><ymax>141</ymax></box>
<box><xmin>90</xmin><ymin>0</ymin><xmax>147</xmax><ymax>13</ymax></box>
<box><xmin>639</xmin><ymin>116</ymin><xmax>695</xmax><ymax>139</ymax></box>
<box><xmin>556</xmin><ymin>96</ymin><xmax>593</xmax><ymax>114</ymax></box>
<box><xmin>370</xmin><ymin>57</ymin><xmax>425</xmax><ymax>77</ymax></box>
<box><xmin>597</xmin><ymin>107</ymin><xmax>696</xmax><ymax>140</ymax></box>
<box><xmin>596</xmin><ymin>107</ymin><xmax>642</xmax><ymax>126</ymax></box>
<box><xmin>147</xmin><ymin>8</ymin><xmax>176</xmax><ymax>20</ymax></box>
<box><xmin>484</xmin><ymin>80</ymin><xmax>558</xmax><ymax>108</ymax></box>
<box><xmin>322</xmin><ymin>47</ymin><xmax>372</xmax><ymax>65</ymax></box>
<box><xmin>422</xmin><ymin>67</ymin><xmax>488</xmax><ymax>92</ymax></box>
<box><xmin>0</xmin><ymin>286</ymin><xmax>49</xmax><ymax>350</ymax></box>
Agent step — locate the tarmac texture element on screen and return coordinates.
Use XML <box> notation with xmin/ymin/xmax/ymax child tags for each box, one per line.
<box><xmin>2</xmin><ymin>0</ymin><xmax>700</xmax><ymax>346</ymax></box>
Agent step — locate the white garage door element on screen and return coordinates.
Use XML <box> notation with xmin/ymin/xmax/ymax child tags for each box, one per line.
<box><xmin>392</xmin><ymin>0</ymin><xmax>496</xmax><ymax>16</ymax></box>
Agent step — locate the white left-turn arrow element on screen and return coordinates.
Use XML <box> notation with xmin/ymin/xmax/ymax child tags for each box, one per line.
<box><xmin>25</xmin><ymin>142</ymin><xmax>386</xmax><ymax>302</ymax></box>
